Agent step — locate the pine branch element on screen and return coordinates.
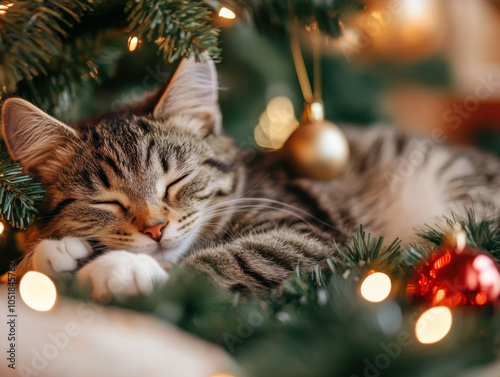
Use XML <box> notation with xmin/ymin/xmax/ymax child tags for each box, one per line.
<box><xmin>125</xmin><ymin>0</ymin><xmax>221</xmax><ymax>62</ymax></box>
<box><xmin>0</xmin><ymin>144</ymin><xmax>45</xmax><ymax>229</ymax></box>
<box><xmin>326</xmin><ymin>225</ymin><xmax>402</xmax><ymax>275</ymax></box>
<box><xmin>417</xmin><ymin>210</ymin><xmax>500</xmax><ymax>262</ymax></box>
<box><xmin>220</xmin><ymin>0</ymin><xmax>362</xmax><ymax>37</ymax></box>
<box><xmin>0</xmin><ymin>0</ymin><xmax>96</xmax><ymax>93</ymax></box>
<box><xmin>14</xmin><ymin>29</ymin><xmax>125</xmax><ymax>115</ymax></box>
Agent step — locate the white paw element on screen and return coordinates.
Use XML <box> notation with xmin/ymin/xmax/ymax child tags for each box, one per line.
<box><xmin>31</xmin><ymin>237</ymin><xmax>92</xmax><ymax>278</ymax></box>
<box><xmin>77</xmin><ymin>251</ymin><xmax>168</xmax><ymax>301</ymax></box>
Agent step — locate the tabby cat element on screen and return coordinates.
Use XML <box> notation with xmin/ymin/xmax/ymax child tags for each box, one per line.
<box><xmin>3</xmin><ymin>56</ymin><xmax>500</xmax><ymax>299</ymax></box>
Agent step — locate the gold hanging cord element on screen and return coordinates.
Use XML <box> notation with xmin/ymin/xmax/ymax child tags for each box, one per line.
<box><xmin>289</xmin><ymin>14</ymin><xmax>322</xmax><ymax>104</ymax></box>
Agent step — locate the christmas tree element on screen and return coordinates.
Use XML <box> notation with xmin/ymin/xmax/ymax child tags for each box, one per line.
<box><xmin>1</xmin><ymin>1</ymin><xmax>500</xmax><ymax>376</ymax></box>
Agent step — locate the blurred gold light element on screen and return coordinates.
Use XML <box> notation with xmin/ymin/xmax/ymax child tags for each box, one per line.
<box><xmin>0</xmin><ymin>221</ymin><xmax>4</xmax><ymax>234</ymax></box>
<box><xmin>254</xmin><ymin>96</ymin><xmax>298</xmax><ymax>150</ymax></box>
<box><xmin>360</xmin><ymin>272</ymin><xmax>391</xmax><ymax>302</ymax></box>
<box><xmin>0</xmin><ymin>2</ymin><xmax>12</xmax><ymax>15</ymax></box>
<box><xmin>415</xmin><ymin>306</ymin><xmax>452</xmax><ymax>344</ymax></box>
<box><xmin>219</xmin><ymin>7</ymin><xmax>236</xmax><ymax>19</ymax></box>
<box><xmin>128</xmin><ymin>36</ymin><xmax>139</xmax><ymax>52</ymax></box>
<box><xmin>20</xmin><ymin>271</ymin><xmax>57</xmax><ymax>312</ymax></box>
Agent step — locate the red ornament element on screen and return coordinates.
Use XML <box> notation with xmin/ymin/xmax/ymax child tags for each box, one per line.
<box><xmin>406</xmin><ymin>236</ymin><xmax>500</xmax><ymax>309</ymax></box>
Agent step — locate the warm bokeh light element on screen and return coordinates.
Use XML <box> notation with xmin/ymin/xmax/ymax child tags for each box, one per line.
<box><xmin>20</xmin><ymin>271</ymin><xmax>57</xmax><ymax>312</ymax></box>
<box><xmin>433</xmin><ymin>252</ymin><xmax>451</xmax><ymax>270</ymax></box>
<box><xmin>218</xmin><ymin>7</ymin><xmax>236</xmax><ymax>19</ymax></box>
<box><xmin>360</xmin><ymin>272</ymin><xmax>392</xmax><ymax>302</ymax></box>
<box><xmin>254</xmin><ymin>96</ymin><xmax>298</xmax><ymax>149</ymax></box>
<box><xmin>475</xmin><ymin>292</ymin><xmax>488</xmax><ymax>306</ymax></box>
<box><xmin>0</xmin><ymin>2</ymin><xmax>13</xmax><ymax>15</ymax></box>
<box><xmin>433</xmin><ymin>288</ymin><xmax>446</xmax><ymax>305</ymax></box>
<box><xmin>128</xmin><ymin>36</ymin><xmax>139</xmax><ymax>52</ymax></box>
<box><xmin>0</xmin><ymin>221</ymin><xmax>4</xmax><ymax>234</ymax></box>
<box><xmin>415</xmin><ymin>306</ymin><xmax>452</xmax><ymax>344</ymax></box>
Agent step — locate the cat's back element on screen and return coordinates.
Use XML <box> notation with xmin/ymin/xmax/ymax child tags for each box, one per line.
<box><xmin>239</xmin><ymin>126</ymin><xmax>500</xmax><ymax>243</ymax></box>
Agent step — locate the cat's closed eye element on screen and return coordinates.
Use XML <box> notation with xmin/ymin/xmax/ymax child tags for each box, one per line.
<box><xmin>164</xmin><ymin>173</ymin><xmax>191</xmax><ymax>201</ymax></box>
<box><xmin>92</xmin><ymin>200</ymin><xmax>129</xmax><ymax>214</ymax></box>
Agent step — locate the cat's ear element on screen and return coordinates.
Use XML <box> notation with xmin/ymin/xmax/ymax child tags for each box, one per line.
<box><xmin>153</xmin><ymin>53</ymin><xmax>222</xmax><ymax>136</ymax></box>
<box><xmin>2</xmin><ymin>98</ymin><xmax>79</xmax><ymax>183</ymax></box>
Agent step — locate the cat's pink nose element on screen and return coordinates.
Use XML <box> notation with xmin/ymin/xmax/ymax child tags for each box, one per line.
<box><xmin>142</xmin><ymin>223</ymin><xmax>167</xmax><ymax>242</ymax></box>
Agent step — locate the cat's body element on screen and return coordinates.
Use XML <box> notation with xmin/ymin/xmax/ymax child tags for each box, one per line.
<box><xmin>3</xmin><ymin>56</ymin><xmax>500</xmax><ymax>298</ymax></box>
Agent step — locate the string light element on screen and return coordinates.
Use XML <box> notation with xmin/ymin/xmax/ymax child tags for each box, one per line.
<box><xmin>475</xmin><ymin>292</ymin><xmax>488</xmax><ymax>305</ymax></box>
<box><xmin>360</xmin><ymin>272</ymin><xmax>392</xmax><ymax>303</ymax></box>
<box><xmin>415</xmin><ymin>306</ymin><xmax>452</xmax><ymax>344</ymax></box>
<box><xmin>0</xmin><ymin>221</ymin><xmax>4</xmax><ymax>234</ymax></box>
<box><xmin>20</xmin><ymin>271</ymin><xmax>57</xmax><ymax>312</ymax></box>
<box><xmin>0</xmin><ymin>2</ymin><xmax>13</xmax><ymax>16</ymax></box>
<box><xmin>254</xmin><ymin>96</ymin><xmax>298</xmax><ymax>149</ymax></box>
<box><xmin>128</xmin><ymin>36</ymin><xmax>139</xmax><ymax>52</ymax></box>
<box><xmin>218</xmin><ymin>7</ymin><xmax>236</xmax><ymax>19</ymax></box>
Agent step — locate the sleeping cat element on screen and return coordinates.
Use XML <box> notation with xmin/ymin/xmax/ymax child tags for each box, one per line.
<box><xmin>3</xmin><ymin>56</ymin><xmax>500</xmax><ymax>300</ymax></box>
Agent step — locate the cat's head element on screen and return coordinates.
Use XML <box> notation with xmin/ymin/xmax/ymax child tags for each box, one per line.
<box><xmin>1</xmin><ymin>56</ymin><xmax>242</xmax><ymax>263</ymax></box>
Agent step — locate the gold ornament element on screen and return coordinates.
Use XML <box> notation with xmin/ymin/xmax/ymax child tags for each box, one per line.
<box><xmin>344</xmin><ymin>0</ymin><xmax>446</xmax><ymax>63</ymax></box>
<box><xmin>282</xmin><ymin>15</ymin><xmax>350</xmax><ymax>180</ymax></box>
<box><xmin>283</xmin><ymin>101</ymin><xmax>349</xmax><ymax>180</ymax></box>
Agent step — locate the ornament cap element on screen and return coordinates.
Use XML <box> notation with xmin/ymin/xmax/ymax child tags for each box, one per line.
<box><xmin>302</xmin><ymin>101</ymin><xmax>325</xmax><ymax>123</ymax></box>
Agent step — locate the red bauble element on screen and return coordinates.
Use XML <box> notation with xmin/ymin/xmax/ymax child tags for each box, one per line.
<box><xmin>406</xmin><ymin>244</ymin><xmax>500</xmax><ymax>308</ymax></box>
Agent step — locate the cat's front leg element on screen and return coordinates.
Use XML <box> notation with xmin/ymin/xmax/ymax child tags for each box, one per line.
<box><xmin>182</xmin><ymin>228</ymin><xmax>336</xmax><ymax>293</ymax></box>
<box><xmin>31</xmin><ymin>237</ymin><xmax>92</xmax><ymax>278</ymax></box>
<box><xmin>77</xmin><ymin>251</ymin><xmax>168</xmax><ymax>301</ymax></box>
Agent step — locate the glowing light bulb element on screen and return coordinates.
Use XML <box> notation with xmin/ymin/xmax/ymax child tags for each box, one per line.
<box><xmin>0</xmin><ymin>3</ymin><xmax>13</xmax><ymax>15</ymax></box>
<box><xmin>0</xmin><ymin>221</ymin><xmax>4</xmax><ymax>234</ymax></box>
<box><xmin>128</xmin><ymin>36</ymin><xmax>139</xmax><ymax>52</ymax></box>
<box><xmin>219</xmin><ymin>7</ymin><xmax>236</xmax><ymax>19</ymax></box>
<box><xmin>20</xmin><ymin>271</ymin><xmax>57</xmax><ymax>312</ymax></box>
<box><xmin>415</xmin><ymin>306</ymin><xmax>452</xmax><ymax>344</ymax></box>
<box><xmin>360</xmin><ymin>272</ymin><xmax>392</xmax><ymax>302</ymax></box>
<box><xmin>254</xmin><ymin>96</ymin><xmax>298</xmax><ymax>149</ymax></box>
<box><xmin>475</xmin><ymin>292</ymin><xmax>488</xmax><ymax>305</ymax></box>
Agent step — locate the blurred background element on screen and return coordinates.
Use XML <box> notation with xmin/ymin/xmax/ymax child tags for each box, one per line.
<box><xmin>64</xmin><ymin>0</ymin><xmax>500</xmax><ymax>154</ymax></box>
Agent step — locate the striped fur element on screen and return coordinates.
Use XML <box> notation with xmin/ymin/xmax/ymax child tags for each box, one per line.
<box><xmin>3</xmin><ymin>57</ymin><xmax>500</xmax><ymax>295</ymax></box>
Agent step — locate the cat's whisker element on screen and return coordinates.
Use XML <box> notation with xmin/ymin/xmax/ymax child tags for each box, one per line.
<box><xmin>207</xmin><ymin>198</ymin><xmax>333</xmax><ymax>228</ymax></box>
<box><xmin>198</xmin><ymin>204</ymin><xmax>316</xmax><ymax>228</ymax></box>
<box><xmin>205</xmin><ymin>197</ymin><xmax>336</xmax><ymax>229</ymax></box>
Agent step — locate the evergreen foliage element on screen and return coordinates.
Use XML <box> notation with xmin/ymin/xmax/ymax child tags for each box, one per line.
<box><xmin>126</xmin><ymin>0</ymin><xmax>220</xmax><ymax>61</ymax></box>
<box><xmin>0</xmin><ymin>144</ymin><xmax>45</xmax><ymax>229</ymax></box>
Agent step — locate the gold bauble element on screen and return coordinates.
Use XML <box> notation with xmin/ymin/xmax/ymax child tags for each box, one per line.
<box><xmin>283</xmin><ymin>101</ymin><xmax>349</xmax><ymax>180</ymax></box>
<box><xmin>340</xmin><ymin>0</ymin><xmax>446</xmax><ymax>63</ymax></box>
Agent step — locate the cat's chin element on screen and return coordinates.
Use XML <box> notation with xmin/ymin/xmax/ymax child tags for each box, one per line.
<box><xmin>148</xmin><ymin>238</ymin><xmax>194</xmax><ymax>264</ymax></box>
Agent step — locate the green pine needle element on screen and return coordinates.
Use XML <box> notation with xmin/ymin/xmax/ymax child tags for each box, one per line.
<box><xmin>0</xmin><ymin>0</ymin><xmax>96</xmax><ymax>93</ymax></box>
<box><xmin>329</xmin><ymin>225</ymin><xmax>402</xmax><ymax>274</ymax></box>
<box><xmin>0</xmin><ymin>144</ymin><xmax>45</xmax><ymax>229</ymax></box>
<box><xmin>125</xmin><ymin>0</ymin><xmax>221</xmax><ymax>62</ymax></box>
<box><xmin>221</xmin><ymin>0</ymin><xmax>362</xmax><ymax>38</ymax></box>
<box><xmin>417</xmin><ymin>209</ymin><xmax>500</xmax><ymax>262</ymax></box>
